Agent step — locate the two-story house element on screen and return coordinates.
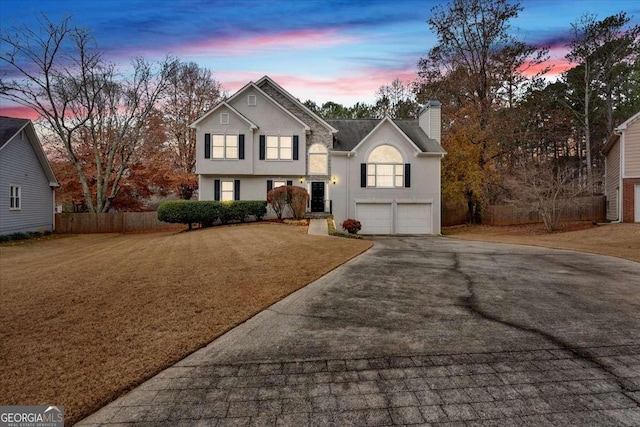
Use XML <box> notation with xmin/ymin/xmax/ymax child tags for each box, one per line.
<box><xmin>191</xmin><ymin>76</ymin><xmax>445</xmax><ymax>234</ymax></box>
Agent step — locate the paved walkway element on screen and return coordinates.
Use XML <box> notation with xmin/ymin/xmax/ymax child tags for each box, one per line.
<box><xmin>307</xmin><ymin>218</ymin><xmax>329</xmax><ymax>236</ymax></box>
<box><xmin>77</xmin><ymin>237</ymin><xmax>640</xmax><ymax>426</ymax></box>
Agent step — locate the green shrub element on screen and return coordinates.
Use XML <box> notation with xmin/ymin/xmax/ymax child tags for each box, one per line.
<box><xmin>157</xmin><ymin>200</ymin><xmax>267</xmax><ymax>228</ymax></box>
<box><xmin>0</xmin><ymin>231</ymin><xmax>47</xmax><ymax>243</ymax></box>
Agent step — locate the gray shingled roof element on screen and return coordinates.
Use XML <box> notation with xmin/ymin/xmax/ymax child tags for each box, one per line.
<box><xmin>0</xmin><ymin>116</ymin><xmax>29</xmax><ymax>149</ymax></box>
<box><xmin>326</xmin><ymin>118</ymin><xmax>445</xmax><ymax>154</ymax></box>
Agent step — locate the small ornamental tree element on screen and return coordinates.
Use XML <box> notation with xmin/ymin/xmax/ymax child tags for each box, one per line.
<box><xmin>342</xmin><ymin>219</ymin><xmax>362</xmax><ymax>234</ymax></box>
<box><xmin>289</xmin><ymin>186</ymin><xmax>310</xmax><ymax>220</ymax></box>
<box><xmin>267</xmin><ymin>186</ymin><xmax>289</xmax><ymax>219</ymax></box>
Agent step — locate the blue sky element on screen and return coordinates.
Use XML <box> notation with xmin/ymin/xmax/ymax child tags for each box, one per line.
<box><xmin>1</xmin><ymin>0</ymin><xmax>638</xmax><ymax>118</ymax></box>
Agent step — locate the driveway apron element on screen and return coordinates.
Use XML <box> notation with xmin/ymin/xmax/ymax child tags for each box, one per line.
<box><xmin>78</xmin><ymin>237</ymin><xmax>640</xmax><ymax>426</ymax></box>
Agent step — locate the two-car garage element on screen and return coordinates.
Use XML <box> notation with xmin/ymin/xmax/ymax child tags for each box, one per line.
<box><xmin>355</xmin><ymin>201</ymin><xmax>433</xmax><ymax>235</ymax></box>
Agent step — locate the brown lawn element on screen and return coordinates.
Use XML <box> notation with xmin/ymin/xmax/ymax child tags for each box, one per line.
<box><xmin>444</xmin><ymin>222</ymin><xmax>640</xmax><ymax>263</ymax></box>
<box><xmin>0</xmin><ymin>223</ymin><xmax>372</xmax><ymax>425</ymax></box>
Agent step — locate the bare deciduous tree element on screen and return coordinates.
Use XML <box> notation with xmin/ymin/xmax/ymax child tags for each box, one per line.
<box><xmin>505</xmin><ymin>159</ymin><xmax>585</xmax><ymax>232</ymax></box>
<box><xmin>0</xmin><ymin>15</ymin><xmax>176</xmax><ymax>212</ymax></box>
<box><xmin>162</xmin><ymin>61</ymin><xmax>223</xmax><ymax>199</ymax></box>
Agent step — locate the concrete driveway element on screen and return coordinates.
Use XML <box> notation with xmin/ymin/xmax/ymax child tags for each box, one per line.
<box><xmin>78</xmin><ymin>237</ymin><xmax>640</xmax><ymax>426</ymax></box>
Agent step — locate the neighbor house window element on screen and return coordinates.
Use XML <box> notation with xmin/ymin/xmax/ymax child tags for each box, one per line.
<box><xmin>220</xmin><ymin>113</ymin><xmax>229</xmax><ymax>125</ymax></box>
<box><xmin>221</xmin><ymin>181</ymin><xmax>234</xmax><ymax>201</ymax></box>
<box><xmin>366</xmin><ymin>145</ymin><xmax>403</xmax><ymax>188</ymax></box>
<box><xmin>248</xmin><ymin>95</ymin><xmax>257</xmax><ymax>106</ymax></box>
<box><xmin>308</xmin><ymin>144</ymin><xmax>328</xmax><ymax>174</ymax></box>
<box><xmin>212</xmin><ymin>134</ymin><xmax>238</xmax><ymax>159</ymax></box>
<box><xmin>266</xmin><ymin>136</ymin><xmax>292</xmax><ymax>160</ymax></box>
<box><xmin>10</xmin><ymin>185</ymin><xmax>21</xmax><ymax>210</ymax></box>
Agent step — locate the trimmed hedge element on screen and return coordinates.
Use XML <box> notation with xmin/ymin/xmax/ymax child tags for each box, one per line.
<box><xmin>157</xmin><ymin>200</ymin><xmax>267</xmax><ymax>228</ymax></box>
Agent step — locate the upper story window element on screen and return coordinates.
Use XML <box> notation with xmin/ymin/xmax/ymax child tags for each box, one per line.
<box><xmin>212</xmin><ymin>134</ymin><xmax>238</xmax><ymax>159</ymax></box>
<box><xmin>220</xmin><ymin>113</ymin><xmax>229</xmax><ymax>125</ymax></box>
<box><xmin>308</xmin><ymin>144</ymin><xmax>328</xmax><ymax>175</ymax></box>
<box><xmin>367</xmin><ymin>145</ymin><xmax>404</xmax><ymax>188</ymax></box>
<box><xmin>248</xmin><ymin>95</ymin><xmax>257</xmax><ymax>106</ymax></box>
<box><xmin>10</xmin><ymin>185</ymin><xmax>21</xmax><ymax>210</ymax></box>
<box><xmin>266</xmin><ymin>136</ymin><xmax>292</xmax><ymax>160</ymax></box>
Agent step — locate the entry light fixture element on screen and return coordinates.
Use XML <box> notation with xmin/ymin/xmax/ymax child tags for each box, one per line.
<box><xmin>331</xmin><ymin>176</ymin><xmax>337</xmax><ymax>185</ymax></box>
<box><xmin>299</xmin><ymin>177</ymin><xmax>304</xmax><ymax>184</ymax></box>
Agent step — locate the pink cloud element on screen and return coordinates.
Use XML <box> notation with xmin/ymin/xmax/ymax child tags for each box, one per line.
<box><xmin>0</xmin><ymin>105</ymin><xmax>39</xmax><ymax>120</ymax></box>
<box><xmin>180</xmin><ymin>28</ymin><xmax>359</xmax><ymax>57</ymax></box>
<box><xmin>215</xmin><ymin>68</ymin><xmax>418</xmax><ymax>105</ymax></box>
<box><xmin>519</xmin><ymin>45</ymin><xmax>576</xmax><ymax>78</ymax></box>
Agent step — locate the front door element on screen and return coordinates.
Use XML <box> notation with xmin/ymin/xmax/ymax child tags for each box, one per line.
<box><xmin>311</xmin><ymin>182</ymin><xmax>325</xmax><ymax>213</ymax></box>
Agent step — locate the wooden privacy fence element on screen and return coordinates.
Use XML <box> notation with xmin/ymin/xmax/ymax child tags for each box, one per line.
<box><xmin>55</xmin><ymin>212</ymin><xmax>171</xmax><ymax>234</ymax></box>
<box><xmin>442</xmin><ymin>195</ymin><xmax>606</xmax><ymax>226</ymax></box>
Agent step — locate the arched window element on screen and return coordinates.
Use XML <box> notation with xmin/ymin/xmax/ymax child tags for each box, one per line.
<box><xmin>308</xmin><ymin>144</ymin><xmax>328</xmax><ymax>174</ymax></box>
<box><xmin>367</xmin><ymin>145</ymin><xmax>404</xmax><ymax>188</ymax></box>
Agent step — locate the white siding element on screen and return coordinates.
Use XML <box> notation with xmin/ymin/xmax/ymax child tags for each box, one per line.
<box><xmin>605</xmin><ymin>140</ymin><xmax>620</xmax><ymax>221</ymax></box>
<box><xmin>0</xmin><ymin>134</ymin><xmax>54</xmax><ymax>234</ymax></box>
<box><xmin>623</xmin><ymin>118</ymin><xmax>640</xmax><ymax>177</ymax></box>
<box><xmin>331</xmin><ymin>120</ymin><xmax>442</xmax><ymax>235</ymax></box>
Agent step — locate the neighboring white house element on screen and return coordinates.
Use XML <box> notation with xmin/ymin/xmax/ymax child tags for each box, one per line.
<box><xmin>191</xmin><ymin>76</ymin><xmax>445</xmax><ymax>234</ymax></box>
<box><xmin>0</xmin><ymin>116</ymin><xmax>59</xmax><ymax>235</ymax></box>
<box><xmin>604</xmin><ymin>111</ymin><xmax>640</xmax><ymax>223</ymax></box>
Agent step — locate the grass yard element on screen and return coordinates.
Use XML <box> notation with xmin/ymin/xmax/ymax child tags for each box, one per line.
<box><xmin>444</xmin><ymin>222</ymin><xmax>640</xmax><ymax>263</ymax></box>
<box><xmin>0</xmin><ymin>223</ymin><xmax>372</xmax><ymax>425</ymax></box>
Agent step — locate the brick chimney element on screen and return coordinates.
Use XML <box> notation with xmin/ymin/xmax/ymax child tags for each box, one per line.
<box><xmin>418</xmin><ymin>100</ymin><xmax>441</xmax><ymax>144</ymax></box>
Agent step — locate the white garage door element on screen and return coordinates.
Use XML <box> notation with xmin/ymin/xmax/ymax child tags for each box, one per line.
<box><xmin>396</xmin><ymin>203</ymin><xmax>432</xmax><ymax>234</ymax></box>
<box><xmin>356</xmin><ymin>203</ymin><xmax>392</xmax><ymax>234</ymax></box>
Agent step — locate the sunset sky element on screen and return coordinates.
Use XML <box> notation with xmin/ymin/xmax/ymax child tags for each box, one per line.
<box><xmin>1</xmin><ymin>0</ymin><xmax>638</xmax><ymax>119</ymax></box>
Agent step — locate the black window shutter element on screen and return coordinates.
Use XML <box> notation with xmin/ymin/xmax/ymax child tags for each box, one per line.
<box><xmin>360</xmin><ymin>163</ymin><xmax>366</xmax><ymax>188</ymax></box>
<box><xmin>205</xmin><ymin>133</ymin><xmax>211</xmax><ymax>159</ymax></box>
<box><xmin>287</xmin><ymin>180</ymin><xmax>293</xmax><ymax>186</ymax></box>
<box><xmin>267</xmin><ymin>180</ymin><xmax>273</xmax><ymax>193</ymax></box>
<box><xmin>234</xmin><ymin>180</ymin><xmax>240</xmax><ymax>200</ymax></box>
<box><xmin>259</xmin><ymin>135</ymin><xmax>266</xmax><ymax>160</ymax></box>
<box><xmin>293</xmin><ymin>135</ymin><xmax>299</xmax><ymax>160</ymax></box>
<box><xmin>405</xmin><ymin>163</ymin><xmax>411</xmax><ymax>188</ymax></box>
<box><xmin>214</xmin><ymin>179</ymin><xmax>220</xmax><ymax>201</ymax></box>
<box><xmin>239</xmin><ymin>134</ymin><xmax>245</xmax><ymax>159</ymax></box>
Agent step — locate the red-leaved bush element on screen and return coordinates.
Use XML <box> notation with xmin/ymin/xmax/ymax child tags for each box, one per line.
<box><xmin>288</xmin><ymin>186</ymin><xmax>309</xmax><ymax>220</ymax></box>
<box><xmin>266</xmin><ymin>186</ymin><xmax>289</xmax><ymax>219</ymax></box>
<box><xmin>342</xmin><ymin>218</ymin><xmax>362</xmax><ymax>234</ymax></box>
<box><xmin>267</xmin><ymin>185</ymin><xmax>309</xmax><ymax>219</ymax></box>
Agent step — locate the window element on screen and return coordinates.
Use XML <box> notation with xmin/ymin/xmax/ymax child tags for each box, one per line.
<box><xmin>221</xmin><ymin>181</ymin><xmax>234</xmax><ymax>201</ymax></box>
<box><xmin>308</xmin><ymin>144</ymin><xmax>328</xmax><ymax>174</ymax></box>
<box><xmin>220</xmin><ymin>113</ymin><xmax>229</xmax><ymax>125</ymax></box>
<box><xmin>10</xmin><ymin>185</ymin><xmax>21</xmax><ymax>210</ymax></box>
<box><xmin>212</xmin><ymin>134</ymin><xmax>238</xmax><ymax>159</ymax></box>
<box><xmin>248</xmin><ymin>95</ymin><xmax>257</xmax><ymax>106</ymax></box>
<box><xmin>266</xmin><ymin>136</ymin><xmax>292</xmax><ymax>160</ymax></box>
<box><xmin>273</xmin><ymin>180</ymin><xmax>286</xmax><ymax>188</ymax></box>
<box><xmin>366</xmin><ymin>145</ymin><xmax>404</xmax><ymax>188</ymax></box>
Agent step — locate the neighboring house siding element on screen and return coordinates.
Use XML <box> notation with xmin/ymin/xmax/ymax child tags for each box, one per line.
<box><xmin>624</xmin><ymin>118</ymin><xmax>640</xmax><ymax>177</ymax></box>
<box><xmin>605</xmin><ymin>140</ymin><xmax>620</xmax><ymax>221</ymax></box>
<box><xmin>0</xmin><ymin>134</ymin><xmax>53</xmax><ymax>234</ymax></box>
